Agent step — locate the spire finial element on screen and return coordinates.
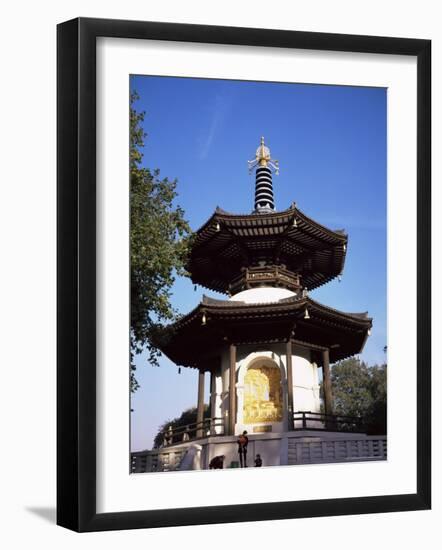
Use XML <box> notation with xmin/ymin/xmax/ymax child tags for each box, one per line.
<box><xmin>248</xmin><ymin>136</ymin><xmax>279</xmax><ymax>174</ymax></box>
<box><xmin>248</xmin><ymin>137</ymin><xmax>279</xmax><ymax>213</ymax></box>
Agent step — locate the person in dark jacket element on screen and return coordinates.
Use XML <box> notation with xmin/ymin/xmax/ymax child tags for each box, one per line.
<box><xmin>254</xmin><ymin>454</ymin><xmax>262</xmax><ymax>467</ymax></box>
<box><xmin>237</xmin><ymin>430</ymin><xmax>249</xmax><ymax>467</ymax></box>
<box><xmin>209</xmin><ymin>455</ymin><xmax>225</xmax><ymax>469</ymax></box>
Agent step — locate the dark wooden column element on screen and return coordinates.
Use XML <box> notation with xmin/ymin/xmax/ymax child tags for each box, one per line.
<box><xmin>209</xmin><ymin>371</ymin><xmax>216</xmax><ymax>434</ymax></box>
<box><xmin>196</xmin><ymin>368</ymin><xmax>205</xmax><ymax>438</ymax></box>
<box><xmin>286</xmin><ymin>340</ymin><xmax>294</xmax><ymax>430</ymax></box>
<box><xmin>209</xmin><ymin>371</ymin><xmax>215</xmax><ymax>416</ymax></box>
<box><xmin>322</xmin><ymin>349</ymin><xmax>333</xmax><ymax>417</ymax></box>
<box><xmin>229</xmin><ymin>344</ymin><xmax>237</xmax><ymax>435</ymax></box>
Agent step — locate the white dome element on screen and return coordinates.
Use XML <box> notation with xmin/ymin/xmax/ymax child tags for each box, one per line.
<box><xmin>229</xmin><ymin>287</ymin><xmax>296</xmax><ymax>304</ymax></box>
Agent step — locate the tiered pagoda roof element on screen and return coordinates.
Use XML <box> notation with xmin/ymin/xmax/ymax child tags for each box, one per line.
<box><xmin>187</xmin><ymin>205</ymin><xmax>347</xmax><ymax>294</ymax></box>
<box><xmin>156</xmin><ymin>294</ymin><xmax>372</xmax><ymax>369</ymax></box>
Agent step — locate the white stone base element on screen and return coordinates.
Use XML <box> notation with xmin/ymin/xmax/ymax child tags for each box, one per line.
<box><xmin>133</xmin><ymin>431</ymin><xmax>387</xmax><ymax>473</ymax></box>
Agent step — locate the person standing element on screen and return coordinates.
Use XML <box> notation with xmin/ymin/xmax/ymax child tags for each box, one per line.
<box><xmin>237</xmin><ymin>430</ymin><xmax>249</xmax><ymax>467</ymax></box>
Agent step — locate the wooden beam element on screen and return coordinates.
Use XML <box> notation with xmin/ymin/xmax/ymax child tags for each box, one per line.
<box><xmin>322</xmin><ymin>348</ymin><xmax>333</xmax><ymax>418</ymax></box>
<box><xmin>292</xmin><ymin>338</ymin><xmax>328</xmax><ymax>352</ymax></box>
<box><xmin>196</xmin><ymin>369</ymin><xmax>205</xmax><ymax>438</ymax></box>
<box><xmin>286</xmin><ymin>340</ymin><xmax>294</xmax><ymax>430</ymax></box>
<box><xmin>229</xmin><ymin>344</ymin><xmax>237</xmax><ymax>435</ymax></box>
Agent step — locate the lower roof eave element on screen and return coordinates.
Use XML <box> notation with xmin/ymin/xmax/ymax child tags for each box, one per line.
<box><xmin>155</xmin><ymin>296</ymin><xmax>372</xmax><ymax>369</ymax></box>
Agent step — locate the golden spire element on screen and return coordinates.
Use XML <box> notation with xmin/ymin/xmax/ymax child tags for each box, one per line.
<box><xmin>248</xmin><ymin>136</ymin><xmax>279</xmax><ymax>174</ymax></box>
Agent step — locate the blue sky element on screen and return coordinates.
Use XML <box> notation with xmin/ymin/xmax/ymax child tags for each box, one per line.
<box><xmin>130</xmin><ymin>75</ymin><xmax>387</xmax><ymax>451</ymax></box>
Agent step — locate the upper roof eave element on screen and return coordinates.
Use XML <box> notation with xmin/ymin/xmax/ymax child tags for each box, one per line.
<box><xmin>193</xmin><ymin>204</ymin><xmax>348</xmax><ymax>244</ymax></box>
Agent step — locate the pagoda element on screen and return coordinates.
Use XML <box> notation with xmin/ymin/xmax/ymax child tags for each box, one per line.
<box><xmin>156</xmin><ymin>137</ymin><xmax>372</xmax><ymax>448</ymax></box>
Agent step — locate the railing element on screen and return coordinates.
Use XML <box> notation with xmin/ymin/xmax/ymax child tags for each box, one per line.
<box><xmin>131</xmin><ymin>451</ymin><xmax>149</xmax><ymax>473</ymax></box>
<box><xmin>292</xmin><ymin>411</ymin><xmax>366</xmax><ymax>433</ymax></box>
<box><xmin>287</xmin><ymin>436</ymin><xmax>387</xmax><ymax>465</ymax></box>
<box><xmin>131</xmin><ymin>448</ymin><xmax>188</xmax><ymax>473</ymax></box>
<box><xmin>159</xmin><ymin>417</ymin><xmax>224</xmax><ymax>447</ymax></box>
<box><xmin>229</xmin><ymin>265</ymin><xmax>301</xmax><ymax>294</ymax></box>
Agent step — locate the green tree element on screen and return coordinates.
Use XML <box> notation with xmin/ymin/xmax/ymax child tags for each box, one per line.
<box><xmin>130</xmin><ymin>91</ymin><xmax>191</xmax><ymax>392</ymax></box>
<box><xmin>325</xmin><ymin>357</ymin><xmax>387</xmax><ymax>435</ymax></box>
<box><xmin>365</xmin><ymin>363</ymin><xmax>387</xmax><ymax>434</ymax></box>
<box><xmin>153</xmin><ymin>405</ymin><xmax>211</xmax><ymax>448</ymax></box>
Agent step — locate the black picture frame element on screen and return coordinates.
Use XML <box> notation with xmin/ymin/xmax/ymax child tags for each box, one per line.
<box><xmin>57</xmin><ymin>17</ymin><xmax>431</xmax><ymax>532</ymax></box>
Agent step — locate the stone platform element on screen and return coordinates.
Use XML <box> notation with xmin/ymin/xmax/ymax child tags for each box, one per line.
<box><xmin>131</xmin><ymin>431</ymin><xmax>387</xmax><ymax>473</ymax></box>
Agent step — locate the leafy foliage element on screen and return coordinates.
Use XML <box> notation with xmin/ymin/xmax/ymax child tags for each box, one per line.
<box><xmin>153</xmin><ymin>405</ymin><xmax>211</xmax><ymax>448</ymax></box>
<box><xmin>324</xmin><ymin>357</ymin><xmax>387</xmax><ymax>435</ymax></box>
<box><xmin>130</xmin><ymin>91</ymin><xmax>192</xmax><ymax>392</ymax></box>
